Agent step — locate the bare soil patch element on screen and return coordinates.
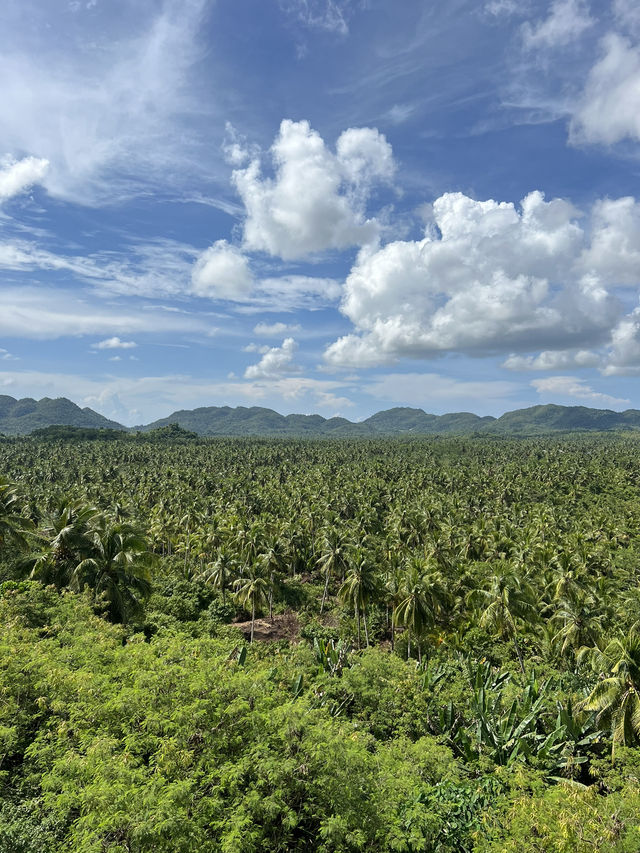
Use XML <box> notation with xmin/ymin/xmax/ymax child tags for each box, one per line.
<box><xmin>233</xmin><ymin>611</ymin><xmax>300</xmax><ymax>642</ymax></box>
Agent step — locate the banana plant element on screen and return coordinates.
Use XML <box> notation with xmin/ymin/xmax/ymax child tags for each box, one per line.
<box><xmin>313</xmin><ymin>637</ymin><xmax>350</xmax><ymax>677</ymax></box>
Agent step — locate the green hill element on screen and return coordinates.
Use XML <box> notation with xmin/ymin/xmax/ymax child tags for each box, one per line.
<box><xmin>4</xmin><ymin>396</ymin><xmax>640</xmax><ymax>437</ymax></box>
<box><xmin>137</xmin><ymin>403</ymin><xmax>640</xmax><ymax>437</ymax></box>
<box><xmin>0</xmin><ymin>395</ymin><xmax>126</xmax><ymax>436</ymax></box>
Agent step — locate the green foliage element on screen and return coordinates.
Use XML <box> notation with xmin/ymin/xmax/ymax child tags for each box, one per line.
<box><xmin>2</xmin><ymin>433</ymin><xmax>640</xmax><ymax>849</ymax></box>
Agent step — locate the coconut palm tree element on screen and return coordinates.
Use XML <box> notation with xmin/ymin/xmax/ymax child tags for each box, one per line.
<box><xmin>468</xmin><ymin>569</ymin><xmax>539</xmax><ymax>673</ymax></box>
<box><xmin>73</xmin><ymin>518</ymin><xmax>154</xmax><ymax>623</ymax></box>
<box><xmin>394</xmin><ymin>561</ymin><xmax>433</xmax><ymax>662</ymax></box>
<box><xmin>233</xmin><ymin>570</ymin><xmax>269</xmax><ymax>643</ymax></box>
<box><xmin>28</xmin><ymin>497</ymin><xmax>101</xmax><ymax>588</ymax></box>
<box><xmin>201</xmin><ymin>546</ymin><xmax>237</xmax><ymax>605</ymax></box>
<box><xmin>338</xmin><ymin>548</ymin><xmax>380</xmax><ymax>649</ymax></box>
<box><xmin>316</xmin><ymin>527</ymin><xmax>351</xmax><ymax>614</ymax></box>
<box><xmin>0</xmin><ymin>476</ymin><xmax>33</xmax><ymax>554</ymax></box>
<box><xmin>580</xmin><ymin>632</ymin><xmax>640</xmax><ymax>756</ymax></box>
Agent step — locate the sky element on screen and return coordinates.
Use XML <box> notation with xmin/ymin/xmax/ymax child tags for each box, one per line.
<box><xmin>1</xmin><ymin>0</ymin><xmax>640</xmax><ymax>425</ymax></box>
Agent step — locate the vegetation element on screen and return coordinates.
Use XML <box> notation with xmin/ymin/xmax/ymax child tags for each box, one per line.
<box><xmin>2</xmin><ymin>433</ymin><xmax>640</xmax><ymax>850</ymax></box>
<box><xmin>5</xmin><ymin>394</ymin><xmax>640</xmax><ymax>437</ymax></box>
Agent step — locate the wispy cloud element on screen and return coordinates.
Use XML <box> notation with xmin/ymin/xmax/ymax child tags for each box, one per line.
<box><xmin>0</xmin><ymin>287</ymin><xmax>208</xmax><ymax>340</ymax></box>
<box><xmin>0</xmin><ymin>0</ymin><xmax>212</xmax><ymax>203</ymax></box>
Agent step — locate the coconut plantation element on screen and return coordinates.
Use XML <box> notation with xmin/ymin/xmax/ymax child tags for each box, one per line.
<box><xmin>2</xmin><ymin>432</ymin><xmax>640</xmax><ymax>851</ymax></box>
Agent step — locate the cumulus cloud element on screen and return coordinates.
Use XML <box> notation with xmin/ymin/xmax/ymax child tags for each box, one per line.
<box><xmin>601</xmin><ymin>309</ymin><xmax>640</xmax><ymax>375</ymax></box>
<box><xmin>570</xmin><ymin>33</ymin><xmax>640</xmax><ymax>145</ymax></box>
<box><xmin>521</xmin><ymin>0</ymin><xmax>593</xmax><ymax>50</ymax></box>
<box><xmin>0</xmin><ymin>156</ymin><xmax>49</xmax><ymax>201</ymax></box>
<box><xmin>92</xmin><ymin>337</ymin><xmax>137</xmax><ymax>350</ymax></box>
<box><xmin>191</xmin><ymin>240</ymin><xmax>254</xmax><ymax>300</ymax></box>
<box><xmin>582</xmin><ymin>196</ymin><xmax>640</xmax><ymax>284</ymax></box>
<box><xmin>253</xmin><ymin>321</ymin><xmax>302</xmax><ymax>336</ymax></box>
<box><xmin>531</xmin><ymin>375</ymin><xmax>630</xmax><ymax>406</ymax></box>
<box><xmin>325</xmin><ymin>190</ymin><xmax>620</xmax><ymax>367</ymax></box>
<box><xmin>232</xmin><ymin>119</ymin><xmax>394</xmax><ymax>260</ymax></box>
<box><xmin>244</xmin><ymin>337</ymin><xmax>300</xmax><ymax>379</ymax></box>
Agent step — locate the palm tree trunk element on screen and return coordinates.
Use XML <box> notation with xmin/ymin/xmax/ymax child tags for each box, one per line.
<box><xmin>391</xmin><ymin>612</ymin><xmax>395</xmax><ymax>652</ymax></box>
<box><xmin>251</xmin><ymin>601</ymin><xmax>255</xmax><ymax>643</ymax></box>
<box><xmin>356</xmin><ymin>602</ymin><xmax>361</xmax><ymax>650</ymax></box>
<box><xmin>407</xmin><ymin>627</ymin><xmax>411</xmax><ymax>660</ymax></box>
<box><xmin>320</xmin><ymin>568</ymin><xmax>330</xmax><ymax>614</ymax></box>
<box><xmin>363</xmin><ymin>608</ymin><xmax>369</xmax><ymax>648</ymax></box>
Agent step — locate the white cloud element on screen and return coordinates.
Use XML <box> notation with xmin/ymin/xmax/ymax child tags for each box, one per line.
<box><xmin>570</xmin><ymin>33</ymin><xmax>640</xmax><ymax>145</ymax></box>
<box><xmin>93</xmin><ymin>337</ymin><xmax>137</xmax><ymax>350</ymax></box>
<box><xmin>191</xmin><ymin>240</ymin><xmax>254</xmax><ymax>299</ymax></box>
<box><xmin>0</xmin><ymin>0</ymin><xmax>209</xmax><ymax>203</ymax></box>
<box><xmin>503</xmin><ymin>349</ymin><xmax>600</xmax><ymax>370</ymax></box>
<box><xmin>251</xmin><ymin>276</ymin><xmax>341</xmax><ymax>310</ymax></box>
<box><xmin>222</xmin><ymin>122</ymin><xmax>258</xmax><ymax>167</ymax></box>
<box><xmin>253</xmin><ymin>321</ymin><xmax>301</xmax><ymax>336</ymax></box>
<box><xmin>601</xmin><ymin>309</ymin><xmax>640</xmax><ymax>375</ymax></box>
<box><xmin>582</xmin><ymin>196</ymin><xmax>640</xmax><ymax>284</ymax></box>
<box><xmin>0</xmin><ymin>287</ymin><xmax>206</xmax><ymax>340</ymax></box>
<box><xmin>614</xmin><ymin>0</ymin><xmax>640</xmax><ymax>37</ymax></box>
<box><xmin>244</xmin><ymin>337</ymin><xmax>299</xmax><ymax>379</ymax></box>
<box><xmin>385</xmin><ymin>104</ymin><xmax>415</xmax><ymax>125</ymax></box>
<box><xmin>243</xmin><ymin>343</ymin><xmax>271</xmax><ymax>354</ymax></box>
<box><xmin>0</xmin><ymin>155</ymin><xmax>49</xmax><ymax>201</ymax></box>
<box><xmin>485</xmin><ymin>0</ymin><xmax>525</xmax><ymax>16</ymax></box>
<box><xmin>279</xmin><ymin>0</ymin><xmax>358</xmax><ymax>35</ymax></box>
<box><xmin>531</xmin><ymin>375</ymin><xmax>630</xmax><ymax>406</ymax></box>
<box><xmin>232</xmin><ymin>119</ymin><xmax>394</xmax><ymax>260</ymax></box>
<box><xmin>325</xmin><ymin>190</ymin><xmax>619</xmax><ymax>367</ymax></box>
<box><xmin>0</xmin><ymin>236</ymin><xmax>199</xmax><ymax>300</ymax></box>
<box><xmin>521</xmin><ymin>0</ymin><xmax>593</xmax><ymax>50</ymax></box>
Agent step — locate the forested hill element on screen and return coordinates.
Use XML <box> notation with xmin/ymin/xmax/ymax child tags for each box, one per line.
<box><xmin>0</xmin><ymin>395</ymin><xmax>126</xmax><ymax>435</ymax></box>
<box><xmin>3</xmin><ymin>395</ymin><xmax>640</xmax><ymax>436</ymax></box>
<box><xmin>137</xmin><ymin>403</ymin><xmax>640</xmax><ymax>436</ymax></box>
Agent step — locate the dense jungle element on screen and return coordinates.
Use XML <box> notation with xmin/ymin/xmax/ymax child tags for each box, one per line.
<box><xmin>2</xmin><ymin>432</ymin><xmax>640</xmax><ymax>851</ymax></box>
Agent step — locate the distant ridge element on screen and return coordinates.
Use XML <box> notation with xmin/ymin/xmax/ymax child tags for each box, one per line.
<box><xmin>136</xmin><ymin>402</ymin><xmax>640</xmax><ymax>437</ymax></box>
<box><xmin>0</xmin><ymin>395</ymin><xmax>126</xmax><ymax>436</ymax></box>
<box><xmin>3</xmin><ymin>396</ymin><xmax>640</xmax><ymax>437</ymax></box>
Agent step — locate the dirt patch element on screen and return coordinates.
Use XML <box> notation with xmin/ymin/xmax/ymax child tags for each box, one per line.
<box><xmin>233</xmin><ymin>611</ymin><xmax>300</xmax><ymax>642</ymax></box>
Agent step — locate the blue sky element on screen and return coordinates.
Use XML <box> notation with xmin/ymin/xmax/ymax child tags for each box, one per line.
<box><xmin>1</xmin><ymin>0</ymin><xmax>640</xmax><ymax>425</ymax></box>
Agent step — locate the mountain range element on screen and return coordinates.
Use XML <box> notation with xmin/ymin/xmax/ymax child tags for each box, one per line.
<box><xmin>2</xmin><ymin>394</ymin><xmax>640</xmax><ymax>437</ymax></box>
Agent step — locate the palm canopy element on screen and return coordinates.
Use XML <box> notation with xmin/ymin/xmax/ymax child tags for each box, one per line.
<box><xmin>233</xmin><ymin>570</ymin><xmax>269</xmax><ymax>642</ymax></box>
<box><xmin>581</xmin><ymin>632</ymin><xmax>640</xmax><ymax>755</ymax></box>
<box><xmin>338</xmin><ymin>548</ymin><xmax>380</xmax><ymax>648</ymax></box>
<box><xmin>74</xmin><ymin>518</ymin><xmax>154</xmax><ymax>623</ymax></box>
<box><xmin>468</xmin><ymin>568</ymin><xmax>539</xmax><ymax>673</ymax></box>
<box><xmin>0</xmin><ymin>476</ymin><xmax>34</xmax><ymax>554</ymax></box>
